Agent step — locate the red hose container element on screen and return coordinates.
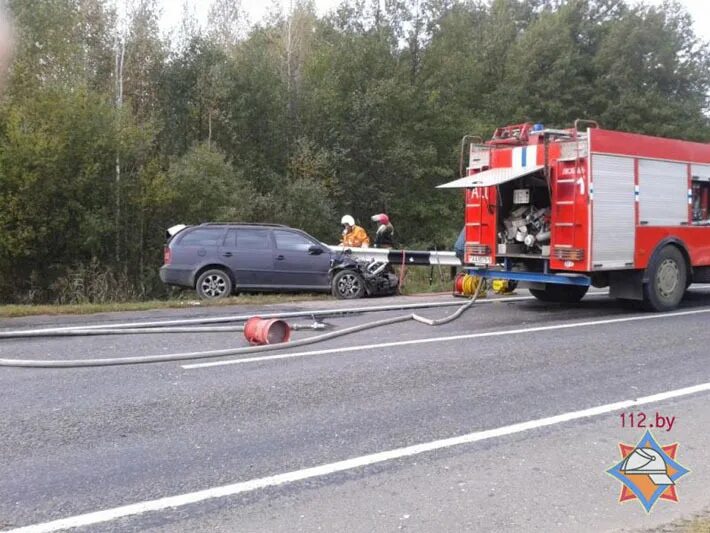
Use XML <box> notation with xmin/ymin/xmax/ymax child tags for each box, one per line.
<box><xmin>454</xmin><ymin>272</ymin><xmax>466</xmax><ymax>295</ymax></box>
<box><xmin>243</xmin><ymin>317</ymin><xmax>291</xmax><ymax>345</ymax></box>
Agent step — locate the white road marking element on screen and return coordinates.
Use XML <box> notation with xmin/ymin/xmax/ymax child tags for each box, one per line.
<box><xmin>11</xmin><ymin>381</ymin><xmax>710</xmax><ymax>533</ymax></box>
<box><xmin>182</xmin><ymin>306</ymin><xmax>710</xmax><ymax>369</ymax></box>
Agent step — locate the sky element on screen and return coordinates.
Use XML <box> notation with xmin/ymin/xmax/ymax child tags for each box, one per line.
<box><xmin>158</xmin><ymin>0</ymin><xmax>710</xmax><ymax>42</ymax></box>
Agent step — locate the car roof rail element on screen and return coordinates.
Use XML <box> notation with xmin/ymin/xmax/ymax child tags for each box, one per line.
<box><xmin>199</xmin><ymin>222</ymin><xmax>290</xmax><ymax>228</ymax></box>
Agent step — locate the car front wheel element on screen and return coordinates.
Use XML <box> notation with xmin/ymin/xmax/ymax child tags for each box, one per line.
<box><xmin>196</xmin><ymin>269</ymin><xmax>232</xmax><ymax>300</ymax></box>
<box><xmin>332</xmin><ymin>270</ymin><xmax>365</xmax><ymax>299</ymax></box>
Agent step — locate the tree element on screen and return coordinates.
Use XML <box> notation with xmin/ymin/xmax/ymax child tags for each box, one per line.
<box><xmin>1</xmin><ymin>0</ymin><xmax>709</xmax><ymax>302</ymax></box>
<box><xmin>275</xmin><ymin>178</ymin><xmax>336</xmax><ymax>240</ymax></box>
<box><xmin>499</xmin><ymin>2</ymin><xmax>596</xmax><ymax>125</ymax></box>
<box><xmin>164</xmin><ymin>142</ymin><xmax>262</xmax><ymax>225</ymax></box>
<box><xmin>207</xmin><ymin>0</ymin><xmax>246</xmax><ymax>51</ymax></box>
<box><xmin>6</xmin><ymin>0</ymin><xmax>115</xmax><ymax>95</ymax></box>
<box><xmin>0</xmin><ymin>89</ymin><xmax>117</xmax><ymax>299</ymax></box>
<box><xmin>158</xmin><ymin>36</ymin><xmax>228</xmax><ymax>155</ymax></box>
<box><xmin>591</xmin><ymin>0</ymin><xmax>710</xmax><ymax>139</ymax></box>
<box><xmin>122</xmin><ymin>0</ymin><xmax>165</xmax><ymax>118</ymax></box>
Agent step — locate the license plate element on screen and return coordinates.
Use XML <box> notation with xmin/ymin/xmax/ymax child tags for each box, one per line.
<box><xmin>470</xmin><ymin>255</ymin><xmax>492</xmax><ymax>265</ymax></box>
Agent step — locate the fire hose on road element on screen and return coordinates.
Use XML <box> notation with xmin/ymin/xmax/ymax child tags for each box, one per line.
<box><xmin>0</xmin><ymin>299</ymin><xmax>473</xmax><ymax>338</ymax></box>
<box><xmin>0</xmin><ymin>295</ymin><xmax>480</xmax><ymax>368</ymax></box>
<box><xmin>0</xmin><ymin>323</ymin><xmax>328</xmax><ymax>338</ymax></box>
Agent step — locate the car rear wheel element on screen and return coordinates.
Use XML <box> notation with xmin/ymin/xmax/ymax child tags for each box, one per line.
<box><xmin>332</xmin><ymin>270</ymin><xmax>365</xmax><ymax>299</ymax></box>
<box><xmin>196</xmin><ymin>269</ymin><xmax>232</xmax><ymax>300</ymax></box>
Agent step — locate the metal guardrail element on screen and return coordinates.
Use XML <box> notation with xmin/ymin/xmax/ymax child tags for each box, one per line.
<box><xmin>327</xmin><ymin>246</ymin><xmax>462</xmax><ymax>266</ymax></box>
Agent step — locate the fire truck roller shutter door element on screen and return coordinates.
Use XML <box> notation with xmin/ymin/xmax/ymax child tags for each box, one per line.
<box><xmin>638</xmin><ymin>159</ymin><xmax>688</xmax><ymax>226</ymax></box>
<box><xmin>591</xmin><ymin>155</ymin><xmax>636</xmax><ymax>269</ymax></box>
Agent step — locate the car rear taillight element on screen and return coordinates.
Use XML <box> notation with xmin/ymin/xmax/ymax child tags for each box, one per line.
<box><xmin>163</xmin><ymin>247</ymin><xmax>172</xmax><ymax>265</ymax></box>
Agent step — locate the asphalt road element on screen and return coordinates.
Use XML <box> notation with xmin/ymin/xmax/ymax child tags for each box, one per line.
<box><xmin>1</xmin><ymin>288</ymin><xmax>710</xmax><ymax>532</ymax></box>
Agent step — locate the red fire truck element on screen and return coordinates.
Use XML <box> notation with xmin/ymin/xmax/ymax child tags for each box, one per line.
<box><xmin>439</xmin><ymin>120</ymin><xmax>710</xmax><ymax>311</ymax></box>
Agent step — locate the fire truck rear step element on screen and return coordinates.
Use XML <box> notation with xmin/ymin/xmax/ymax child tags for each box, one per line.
<box><xmin>468</xmin><ymin>269</ymin><xmax>591</xmax><ymax>287</ymax></box>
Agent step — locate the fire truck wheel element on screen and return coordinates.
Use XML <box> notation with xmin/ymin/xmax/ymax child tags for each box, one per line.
<box><xmin>332</xmin><ymin>270</ymin><xmax>366</xmax><ymax>299</ymax></box>
<box><xmin>643</xmin><ymin>245</ymin><xmax>687</xmax><ymax>312</ymax></box>
<box><xmin>529</xmin><ymin>284</ymin><xmax>588</xmax><ymax>303</ymax></box>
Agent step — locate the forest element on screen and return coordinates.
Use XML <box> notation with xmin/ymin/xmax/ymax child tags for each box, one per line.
<box><xmin>0</xmin><ymin>0</ymin><xmax>708</xmax><ymax>303</ymax></box>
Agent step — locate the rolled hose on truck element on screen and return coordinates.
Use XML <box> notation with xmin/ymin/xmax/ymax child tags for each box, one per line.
<box><xmin>454</xmin><ymin>273</ymin><xmax>517</xmax><ymax>297</ymax></box>
<box><xmin>0</xmin><ymin>295</ymin><xmax>480</xmax><ymax>369</ymax></box>
<box><xmin>454</xmin><ymin>273</ymin><xmax>487</xmax><ymax>297</ymax></box>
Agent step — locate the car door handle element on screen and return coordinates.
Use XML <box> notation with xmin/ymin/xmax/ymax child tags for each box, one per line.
<box><xmin>222</xmin><ymin>252</ymin><xmax>233</xmax><ymax>257</ymax></box>
<box><xmin>276</xmin><ymin>255</ymin><xmax>285</xmax><ymax>261</ymax></box>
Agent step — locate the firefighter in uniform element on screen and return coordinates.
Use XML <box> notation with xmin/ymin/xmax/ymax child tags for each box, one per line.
<box><xmin>340</xmin><ymin>215</ymin><xmax>370</xmax><ymax>248</ymax></box>
<box><xmin>454</xmin><ymin>227</ymin><xmax>465</xmax><ymax>262</ymax></box>
<box><xmin>371</xmin><ymin>213</ymin><xmax>394</xmax><ymax>248</ymax></box>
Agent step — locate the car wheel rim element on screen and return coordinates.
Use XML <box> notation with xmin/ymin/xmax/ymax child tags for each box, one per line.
<box><xmin>202</xmin><ymin>274</ymin><xmax>227</xmax><ymax>298</ymax></box>
<box><xmin>656</xmin><ymin>259</ymin><xmax>679</xmax><ymax>299</ymax></box>
<box><xmin>338</xmin><ymin>273</ymin><xmax>360</xmax><ymax>297</ymax></box>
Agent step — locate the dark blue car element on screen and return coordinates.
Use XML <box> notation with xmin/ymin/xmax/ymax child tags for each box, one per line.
<box><xmin>160</xmin><ymin>223</ymin><xmax>334</xmax><ymax>299</ymax></box>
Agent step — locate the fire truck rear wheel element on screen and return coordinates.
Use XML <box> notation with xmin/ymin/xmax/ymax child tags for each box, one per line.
<box><xmin>643</xmin><ymin>245</ymin><xmax>687</xmax><ymax>312</ymax></box>
<box><xmin>529</xmin><ymin>284</ymin><xmax>589</xmax><ymax>303</ymax></box>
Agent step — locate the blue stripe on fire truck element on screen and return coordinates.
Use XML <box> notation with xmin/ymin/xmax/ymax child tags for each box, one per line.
<box><xmin>512</xmin><ymin>145</ymin><xmax>537</xmax><ymax>169</ymax></box>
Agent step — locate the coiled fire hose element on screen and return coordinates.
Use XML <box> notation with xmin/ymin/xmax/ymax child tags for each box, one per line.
<box><xmin>0</xmin><ymin>294</ymin><xmax>480</xmax><ymax>368</ymax></box>
<box><xmin>454</xmin><ymin>274</ymin><xmax>515</xmax><ymax>296</ymax></box>
<box><xmin>454</xmin><ymin>273</ymin><xmax>487</xmax><ymax>297</ymax></box>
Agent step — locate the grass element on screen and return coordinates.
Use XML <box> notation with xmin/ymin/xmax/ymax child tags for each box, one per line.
<box><xmin>399</xmin><ymin>263</ymin><xmax>457</xmax><ymax>295</ymax></box>
<box><xmin>0</xmin><ymin>293</ymin><xmax>331</xmax><ymax>318</ymax></box>
<box><xmin>0</xmin><ymin>267</ymin><xmax>458</xmax><ymax>318</ymax></box>
<box><xmin>687</xmin><ymin>521</ymin><xmax>710</xmax><ymax>533</ymax></box>
<box><xmin>649</xmin><ymin>515</ymin><xmax>710</xmax><ymax>533</ymax></box>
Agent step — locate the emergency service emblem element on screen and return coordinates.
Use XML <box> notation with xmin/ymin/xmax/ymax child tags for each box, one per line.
<box><xmin>607</xmin><ymin>430</ymin><xmax>689</xmax><ymax>512</ymax></box>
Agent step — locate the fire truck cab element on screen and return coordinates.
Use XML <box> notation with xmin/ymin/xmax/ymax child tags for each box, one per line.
<box><xmin>439</xmin><ymin>121</ymin><xmax>710</xmax><ymax>311</ymax></box>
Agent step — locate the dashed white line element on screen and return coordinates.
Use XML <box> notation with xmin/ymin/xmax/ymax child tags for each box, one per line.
<box><xmin>10</xmin><ymin>380</ymin><xmax>710</xmax><ymax>533</ymax></box>
<box><xmin>182</xmin><ymin>307</ymin><xmax>710</xmax><ymax>369</ymax></box>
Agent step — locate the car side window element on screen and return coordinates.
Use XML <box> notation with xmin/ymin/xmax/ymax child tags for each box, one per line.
<box><xmin>273</xmin><ymin>230</ymin><xmax>315</xmax><ymax>252</ymax></box>
<box><xmin>178</xmin><ymin>228</ymin><xmax>224</xmax><ymax>246</ymax></box>
<box><xmin>233</xmin><ymin>228</ymin><xmax>271</xmax><ymax>250</ymax></box>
